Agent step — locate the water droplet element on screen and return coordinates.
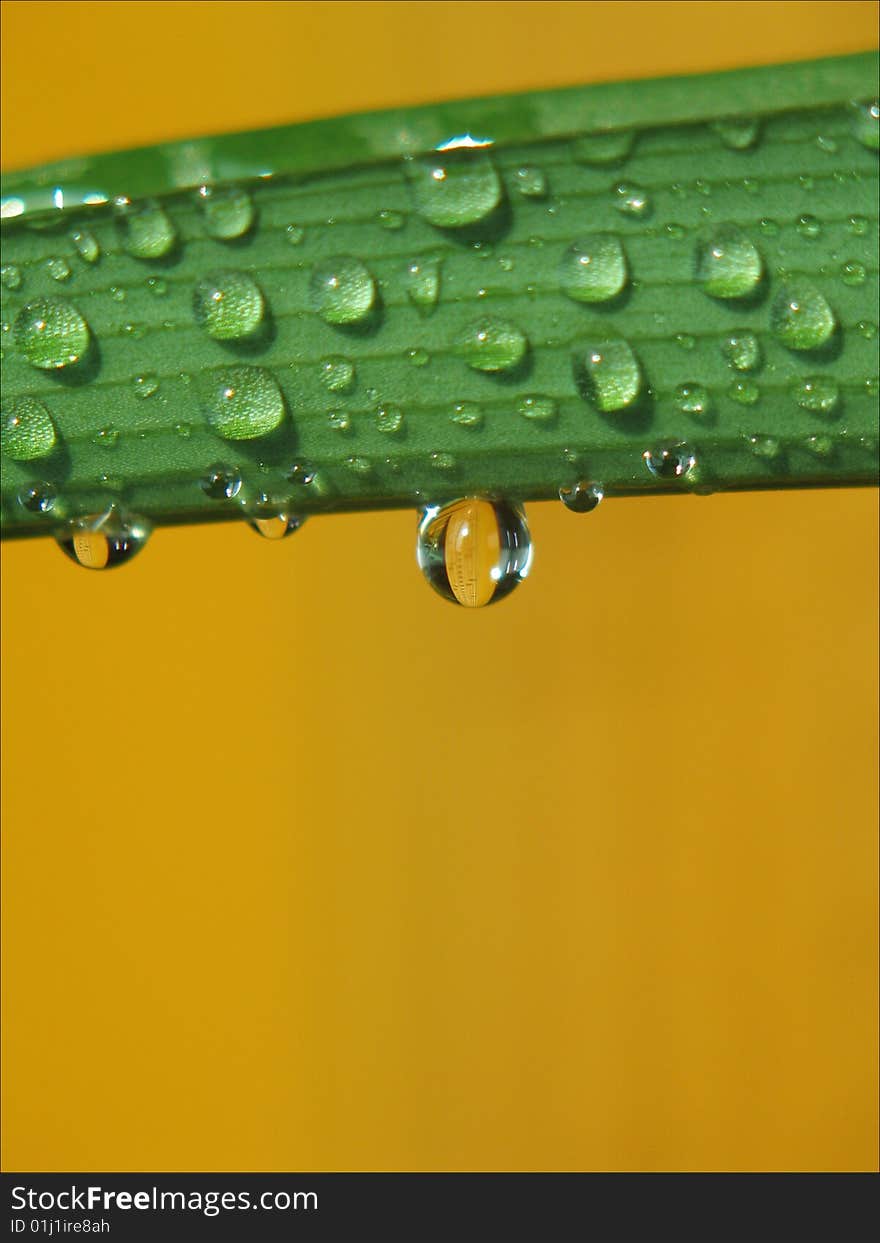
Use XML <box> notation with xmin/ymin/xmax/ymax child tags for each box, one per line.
<box><xmin>450</xmin><ymin>401</ymin><xmax>483</xmax><ymax>428</ymax></box>
<box><xmin>110</xmin><ymin>286</ymin><xmax>126</xmax><ymax>302</ymax></box>
<box><xmin>70</xmin><ymin>228</ymin><xmax>100</xmax><ymax>263</ymax></box>
<box><xmin>146</xmin><ymin>276</ymin><xmax>167</xmax><ymax>296</ymax></box>
<box><xmin>729</xmin><ymin>379</ymin><xmax>760</xmax><ymax>405</ymax></box>
<box><xmin>1</xmin><ymin>263</ymin><xmax>22</xmax><ymax>289</ymax></box>
<box><xmin>406</xmin><ymin>346</ymin><xmax>429</xmax><ymax>367</ymax></box>
<box><xmin>247</xmin><ymin>511</ymin><xmax>305</xmax><ymax>540</ymax></box>
<box><xmin>285</xmin><ymin>223</ymin><xmax>305</xmax><ymax>246</ymax></box>
<box><xmin>710</xmin><ymin>116</ymin><xmax>759</xmax><ymax>149</ymax></box>
<box><xmin>17</xmin><ymin>481</ymin><xmax>56</xmax><ymax>513</ymax></box>
<box><xmin>328</xmin><ymin>409</ymin><xmax>351</xmax><ymax>433</ymax></box>
<box><xmin>201</xmin><ymin>465</ymin><xmax>242</xmax><ymax>499</ymax></box>
<box><xmin>816</xmin><ymin>134</ymin><xmax>838</xmax><ymax>154</ymax></box>
<box><xmin>1</xmin><ymin>396</ymin><xmax>57</xmax><ymax>460</ymax></box>
<box><xmin>848</xmin><ymin>215</ymin><xmax>868</xmax><ymax>236</ymax></box>
<box><xmin>202</xmin><ymin>366</ymin><xmax>286</xmax><ymax>440</ymax></box>
<box><xmin>56</xmin><ymin>508</ymin><xmax>151</xmax><ymax>570</ymax></box>
<box><xmin>416</xmin><ymin>498</ymin><xmax>531</xmax><ymax>608</ymax></box>
<box><xmin>770</xmin><ymin>281</ymin><xmax>836</xmax><ymax>350</ymax></box>
<box><xmin>405</xmin><ymin>256</ymin><xmax>442</xmax><ymax>314</ymax></box>
<box><xmin>722</xmin><ymin>330</ymin><xmax>761</xmax><ymax>371</ymax></box>
<box><xmin>758</xmin><ymin>217</ymin><xmax>779</xmax><ymax>237</ymax></box>
<box><xmin>133</xmin><ymin>373</ymin><xmax>159</xmax><ymax>398</ymax></box>
<box><xmin>643</xmin><ymin>444</ymin><xmax>696</xmax><ymax>479</ymax></box>
<box><xmin>572</xmin><ymin>129</ymin><xmax>634</xmax><ymax>166</ymax></box>
<box><xmin>513</xmin><ymin>166</ymin><xmax>548</xmax><ymax>198</ymax></box>
<box><xmin>856</xmin><ymin>320</ymin><xmax>877</xmax><ymax>339</ymax></box>
<box><xmin>518</xmin><ymin>395</ymin><xmax>557</xmax><ymax>422</ymax></box>
<box><xmin>676</xmin><ymin>383</ymin><xmax>711</xmax><ymax>420</ymax></box>
<box><xmin>404</xmin><ymin>148</ymin><xmax>502</xmax><ymax>228</ymax></box>
<box><xmin>695</xmin><ymin>225</ymin><xmax>762</xmax><ymax>298</ymax></box>
<box><xmin>574</xmin><ymin>337</ymin><xmax>642</xmax><ymax>412</ymax></box>
<box><xmin>675</xmin><ymin>333</ymin><xmax>696</xmax><ymax>351</ymax></box>
<box><xmin>559</xmin><ymin>234</ymin><xmax>628</xmax><ymax>303</ymax></box>
<box><xmin>376</xmin><ymin>405</ymin><xmax>404</xmax><ymax>434</ymax></box>
<box><xmin>310</xmin><ymin>256</ymin><xmax>376</xmax><ymax>325</ymax></box>
<box><xmin>175</xmin><ymin>422</ymin><xmax>192</xmax><ymax>439</ymax></box>
<box><xmin>804</xmin><ymin>433</ymin><xmax>833</xmax><ymax>458</ymax></box>
<box><xmin>430</xmin><ymin>451</ymin><xmax>456</xmax><ymax>471</ymax></box>
<box><xmin>742</xmin><ymin>177</ymin><xmax>760</xmax><ymax>194</ymax></box>
<box><xmin>320</xmin><ymin>355</ymin><xmax>355</xmax><ymax>392</ymax></box>
<box><xmin>14</xmin><ymin>296</ymin><xmax>90</xmax><ymax>369</ymax></box>
<box><xmin>193</xmin><ymin>270</ymin><xmax>265</xmax><ymax>340</ymax></box>
<box><xmin>841</xmin><ymin>260</ymin><xmax>866</xmax><ymax>286</ymax></box>
<box><xmin>559</xmin><ymin>481</ymin><xmax>603</xmax><ymax>513</ymax></box>
<box><xmin>94</xmin><ymin>427</ymin><xmax>119</xmax><ymax>448</ymax></box>
<box><xmin>345</xmin><ymin>455</ymin><xmax>372</xmax><ymax>475</ymax></box>
<box><xmin>377</xmin><ymin>208</ymin><xmax>405</xmax><ymax>230</ymax></box>
<box><xmin>748</xmin><ymin>434</ymin><xmax>780</xmax><ymax>459</ymax></box>
<box><xmin>286</xmin><ymin>462</ymin><xmax>317</xmax><ymax>488</ymax></box>
<box><xmin>797</xmin><ymin>214</ymin><xmax>822</xmax><ymax>239</ymax></box>
<box><xmin>455</xmin><ymin>316</ymin><xmax>528</xmax><ymax>372</ymax></box>
<box><xmin>115</xmin><ymin>198</ymin><xmax>176</xmax><ymax>259</ymax></box>
<box><xmin>612</xmin><ymin>182</ymin><xmax>651</xmax><ymax>218</ymax></box>
<box><xmin>793</xmin><ymin>376</ymin><xmax>840</xmax><ymax>415</ymax></box>
<box><xmin>46</xmin><ymin>256</ymin><xmax>71</xmax><ymax>282</ymax></box>
<box><xmin>197</xmin><ymin>184</ymin><xmax>254</xmax><ymax>239</ymax></box>
<box><xmin>850</xmin><ymin>98</ymin><xmax>879</xmax><ymax>150</ymax></box>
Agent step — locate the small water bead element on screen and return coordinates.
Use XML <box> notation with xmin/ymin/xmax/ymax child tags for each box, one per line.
<box><xmin>407</xmin><ymin>347</ymin><xmax>429</xmax><ymax>367</ymax></box>
<box><xmin>675</xmin><ymin>333</ymin><xmax>696</xmax><ymax>351</ymax></box>
<box><xmin>285</xmin><ymin>224</ymin><xmax>305</xmax><ymax>246</ymax></box>
<box><xmin>450</xmin><ymin>401</ymin><xmax>483</xmax><ymax>428</ymax></box>
<box><xmin>770</xmin><ymin>281</ymin><xmax>836</xmax><ymax>350</ymax></box>
<box><xmin>146</xmin><ymin>276</ymin><xmax>168</xmax><ymax>296</ymax></box>
<box><xmin>286</xmin><ymin>462</ymin><xmax>317</xmax><ymax>488</ymax></box>
<box><xmin>758</xmin><ymin>218</ymin><xmax>779</xmax><ymax>237</ymax></box>
<box><xmin>197</xmin><ymin>185</ymin><xmax>254</xmax><ymax>239</ymax></box>
<box><xmin>310</xmin><ymin>256</ymin><xmax>375</xmax><ymax>325</ymax></box>
<box><xmin>345</xmin><ymin>455</ymin><xmax>372</xmax><ymax>475</ymax></box>
<box><xmin>377</xmin><ymin>209</ymin><xmax>405</xmax><ymax>230</ymax></box>
<box><xmin>518</xmin><ymin>395</ymin><xmax>557</xmax><ymax>422</ymax></box>
<box><xmin>848</xmin><ymin>215</ymin><xmax>869</xmax><ymax>236</ymax></box>
<box><xmin>514</xmin><ymin>166</ymin><xmax>548</xmax><ymax>199</ymax></box>
<box><xmin>850</xmin><ymin>99</ymin><xmax>880</xmax><ymax>150</ymax></box>
<box><xmin>110</xmin><ymin>286</ymin><xmax>126</xmax><ymax>302</ymax></box>
<box><xmin>1</xmin><ymin>263</ymin><xmax>22</xmax><ymax>289</ymax></box>
<box><xmin>841</xmin><ymin>260</ymin><xmax>866</xmax><ymax>287</ymax></box>
<box><xmin>247</xmin><ymin>512</ymin><xmax>305</xmax><ymax>540</ymax></box>
<box><xmin>816</xmin><ymin>134</ymin><xmax>838</xmax><ymax>154</ymax></box>
<box><xmin>70</xmin><ymin>228</ymin><xmax>100</xmax><ymax>263</ymax></box>
<box><xmin>742</xmin><ymin>177</ymin><xmax>760</xmax><ymax>195</ymax></box>
<box><xmin>804</xmin><ymin>433</ymin><xmax>834</xmax><ymax>458</ymax></box>
<box><xmin>17</xmin><ymin>482</ymin><xmax>56</xmax><ymax>513</ymax></box>
<box><xmin>203</xmin><ymin>366</ymin><xmax>286</xmax><ymax>440</ymax></box>
<box><xmin>455</xmin><ymin>316</ymin><xmax>528</xmax><ymax>372</ymax></box>
<box><xmin>749</xmin><ymin>434</ymin><xmax>781</xmax><ymax>459</ymax></box>
<box><xmin>575</xmin><ymin>337</ymin><xmax>642</xmax><ymax>413</ymax></box>
<box><xmin>559</xmin><ymin>234</ymin><xmax>628</xmax><ymax>303</ymax></box>
<box><xmin>376</xmin><ymin>406</ymin><xmax>404</xmax><ymax>434</ymax></box>
<box><xmin>56</xmin><ymin>508</ymin><xmax>151</xmax><ymax>571</ymax></box>
<box><xmin>201</xmin><ymin>466</ymin><xmax>242</xmax><ymax>499</ymax></box>
<box><xmin>572</xmin><ymin>128</ymin><xmax>634</xmax><ymax>165</ymax></box>
<box><xmin>722</xmin><ymin>330</ymin><xmax>761</xmax><ymax>372</ymax></box>
<box><xmin>797</xmin><ymin>214</ymin><xmax>822</xmax><ymax>239</ymax></box>
<box><xmin>612</xmin><ymin>182</ymin><xmax>651</xmax><ymax>218</ymax></box>
<box><xmin>133</xmin><ymin>373</ymin><xmax>159</xmax><ymax>398</ymax></box>
<box><xmin>695</xmin><ymin>225</ymin><xmax>763</xmax><ymax>298</ymax></box>
<box><xmin>14</xmin><ymin>296</ymin><xmax>90</xmax><ymax>370</ymax></box>
<box><xmin>643</xmin><ymin>444</ymin><xmax>697</xmax><ymax>479</ymax></box>
<box><xmin>320</xmin><ymin>355</ymin><xmax>355</xmax><ymax>392</ymax></box>
<box><xmin>430</xmin><ymin>452</ymin><xmax>456</xmax><ymax>472</ymax></box>
<box><xmin>46</xmin><ymin>256</ymin><xmax>71</xmax><ymax>282</ymax></box>
<box><xmin>416</xmin><ymin>499</ymin><xmax>532</xmax><ymax>608</ymax></box>
<box><xmin>94</xmin><ymin>427</ymin><xmax>119</xmax><ymax>448</ymax></box>
<box><xmin>794</xmin><ymin>376</ymin><xmax>840</xmax><ymax>415</ymax></box>
<box><xmin>115</xmin><ymin>198</ymin><xmax>176</xmax><ymax>259</ymax></box>
<box><xmin>710</xmin><ymin>115</ymin><xmax>760</xmax><ymax>150</ymax></box>
<box><xmin>328</xmin><ymin>409</ymin><xmax>351</xmax><ymax>433</ymax></box>
<box><xmin>729</xmin><ymin>379</ymin><xmax>760</xmax><ymax>405</ymax></box>
<box><xmin>1</xmin><ymin>396</ymin><xmax>57</xmax><ymax>460</ymax></box>
<box><xmin>404</xmin><ymin>148</ymin><xmax>502</xmax><ymax>228</ymax></box>
<box><xmin>676</xmin><ymin>383</ymin><xmax>711</xmax><ymax>420</ymax></box>
<box><xmin>193</xmin><ymin>270</ymin><xmax>265</xmax><ymax>340</ymax></box>
<box><xmin>405</xmin><ymin>256</ymin><xmax>442</xmax><ymax>314</ymax></box>
<box><xmin>856</xmin><ymin>320</ymin><xmax>877</xmax><ymax>340</ymax></box>
<box><xmin>559</xmin><ymin>481</ymin><xmax>603</xmax><ymax>513</ymax></box>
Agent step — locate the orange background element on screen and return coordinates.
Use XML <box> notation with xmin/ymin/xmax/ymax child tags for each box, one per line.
<box><xmin>1</xmin><ymin>1</ymin><xmax>878</xmax><ymax>1172</ymax></box>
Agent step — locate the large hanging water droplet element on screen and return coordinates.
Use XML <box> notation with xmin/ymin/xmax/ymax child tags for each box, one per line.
<box><xmin>193</xmin><ymin>271</ymin><xmax>265</xmax><ymax>340</ymax></box>
<box><xmin>574</xmin><ymin>337</ymin><xmax>642</xmax><ymax>413</ymax></box>
<box><xmin>572</xmin><ymin>129</ymin><xmax>634</xmax><ymax>165</ymax></box>
<box><xmin>850</xmin><ymin>99</ymin><xmax>879</xmax><ymax>151</ymax></box>
<box><xmin>115</xmin><ymin>198</ymin><xmax>177</xmax><ymax>259</ymax></box>
<box><xmin>416</xmin><ymin>498</ymin><xmax>531</xmax><ymax>608</ymax></box>
<box><xmin>56</xmin><ymin>508</ymin><xmax>151</xmax><ymax>571</ymax></box>
<box><xmin>14</xmin><ymin>296</ymin><xmax>90</xmax><ymax>369</ymax></box>
<box><xmin>404</xmin><ymin>148</ymin><xmax>502</xmax><ymax>229</ymax></box>
<box><xmin>695</xmin><ymin>225</ymin><xmax>762</xmax><ymax>298</ymax></box>
<box><xmin>202</xmin><ymin>366</ymin><xmax>286</xmax><ymax>440</ymax></box>
<box><xmin>793</xmin><ymin>376</ymin><xmax>840</xmax><ymax>415</ymax></box>
<box><xmin>710</xmin><ymin>116</ymin><xmax>760</xmax><ymax>150</ymax></box>
<box><xmin>559</xmin><ymin>234</ymin><xmax>628</xmax><ymax>303</ymax></box>
<box><xmin>559</xmin><ymin>481</ymin><xmax>603</xmax><ymax>513</ymax></box>
<box><xmin>1</xmin><ymin>396</ymin><xmax>58</xmax><ymax>460</ymax></box>
<box><xmin>721</xmin><ymin>330</ymin><xmax>761</xmax><ymax>372</ymax></box>
<box><xmin>770</xmin><ymin>281</ymin><xmax>836</xmax><ymax>350</ymax></box>
<box><xmin>310</xmin><ymin>256</ymin><xmax>376</xmax><ymax>325</ymax></box>
<box><xmin>405</xmin><ymin>256</ymin><xmax>442</xmax><ymax>314</ymax></box>
<box><xmin>197</xmin><ymin>184</ymin><xmax>255</xmax><ymax>239</ymax></box>
<box><xmin>247</xmin><ymin>511</ymin><xmax>305</xmax><ymax>540</ymax></box>
<box><xmin>455</xmin><ymin>317</ymin><xmax>528</xmax><ymax>372</ymax></box>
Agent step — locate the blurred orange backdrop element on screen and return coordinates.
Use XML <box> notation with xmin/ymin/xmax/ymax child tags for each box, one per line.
<box><xmin>1</xmin><ymin>1</ymin><xmax>878</xmax><ymax>1172</ymax></box>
